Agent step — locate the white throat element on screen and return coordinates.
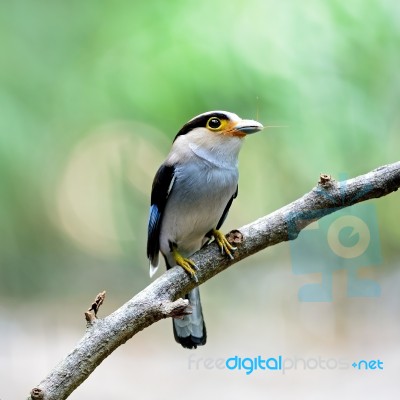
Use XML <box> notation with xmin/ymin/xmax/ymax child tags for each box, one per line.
<box><xmin>168</xmin><ymin>126</ymin><xmax>245</xmax><ymax>170</ymax></box>
<box><xmin>188</xmin><ymin>141</ymin><xmax>241</xmax><ymax>169</ymax></box>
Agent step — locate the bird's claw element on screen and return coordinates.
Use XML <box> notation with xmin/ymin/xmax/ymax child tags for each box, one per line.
<box><xmin>212</xmin><ymin>229</ymin><xmax>237</xmax><ymax>259</ymax></box>
<box><xmin>173</xmin><ymin>249</ymin><xmax>198</xmax><ymax>282</ymax></box>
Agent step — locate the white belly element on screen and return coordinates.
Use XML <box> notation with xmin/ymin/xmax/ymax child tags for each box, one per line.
<box><xmin>159</xmin><ymin>162</ymin><xmax>238</xmax><ymax>260</ymax></box>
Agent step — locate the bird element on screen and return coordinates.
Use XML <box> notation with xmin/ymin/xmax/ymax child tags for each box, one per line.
<box><xmin>147</xmin><ymin>110</ymin><xmax>263</xmax><ymax>349</ymax></box>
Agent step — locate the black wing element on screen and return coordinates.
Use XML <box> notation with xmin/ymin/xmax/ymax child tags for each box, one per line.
<box><xmin>147</xmin><ymin>164</ymin><xmax>175</xmax><ymax>268</ymax></box>
<box><xmin>216</xmin><ymin>185</ymin><xmax>238</xmax><ymax>230</ymax></box>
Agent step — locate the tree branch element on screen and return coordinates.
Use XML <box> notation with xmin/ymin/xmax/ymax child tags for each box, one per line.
<box><xmin>28</xmin><ymin>161</ymin><xmax>400</xmax><ymax>400</ymax></box>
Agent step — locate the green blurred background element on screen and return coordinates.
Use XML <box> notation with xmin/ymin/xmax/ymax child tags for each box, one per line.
<box><xmin>1</xmin><ymin>0</ymin><xmax>400</xmax><ymax>399</ymax></box>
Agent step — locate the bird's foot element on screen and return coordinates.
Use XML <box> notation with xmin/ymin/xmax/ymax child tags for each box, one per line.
<box><xmin>172</xmin><ymin>248</ymin><xmax>198</xmax><ymax>282</ymax></box>
<box><xmin>212</xmin><ymin>229</ymin><xmax>237</xmax><ymax>260</ymax></box>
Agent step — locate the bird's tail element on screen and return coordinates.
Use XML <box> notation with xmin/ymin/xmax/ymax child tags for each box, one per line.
<box><xmin>173</xmin><ymin>287</ymin><xmax>206</xmax><ymax>349</ymax></box>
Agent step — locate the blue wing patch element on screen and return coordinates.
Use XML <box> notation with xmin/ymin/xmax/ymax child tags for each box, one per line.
<box><xmin>147</xmin><ymin>204</ymin><xmax>161</xmax><ymax>269</ymax></box>
<box><xmin>147</xmin><ymin>164</ymin><xmax>176</xmax><ymax>276</ymax></box>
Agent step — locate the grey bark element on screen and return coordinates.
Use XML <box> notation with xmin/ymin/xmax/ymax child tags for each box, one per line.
<box><xmin>28</xmin><ymin>161</ymin><xmax>400</xmax><ymax>400</ymax></box>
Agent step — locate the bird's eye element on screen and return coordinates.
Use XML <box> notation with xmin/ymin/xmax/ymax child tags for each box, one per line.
<box><xmin>207</xmin><ymin>117</ymin><xmax>222</xmax><ymax>130</ymax></box>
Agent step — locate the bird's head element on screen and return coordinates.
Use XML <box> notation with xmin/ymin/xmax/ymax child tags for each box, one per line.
<box><xmin>174</xmin><ymin>110</ymin><xmax>263</xmax><ymax>141</ymax></box>
<box><xmin>169</xmin><ymin>111</ymin><xmax>263</xmax><ymax>165</ymax></box>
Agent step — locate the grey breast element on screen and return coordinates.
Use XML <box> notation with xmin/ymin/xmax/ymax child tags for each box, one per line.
<box><xmin>160</xmin><ymin>161</ymin><xmax>238</xmax><ymax>256</ymax></box>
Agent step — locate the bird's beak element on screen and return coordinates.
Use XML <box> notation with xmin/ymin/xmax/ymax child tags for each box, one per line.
<box><xmin>233</xmin><ymin>119</ymin><xmax>264</xmax><ymax>135</ymax></box>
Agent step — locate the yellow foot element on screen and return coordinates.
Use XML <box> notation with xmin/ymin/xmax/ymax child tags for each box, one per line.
<box><xmin>172</xmin><ymin>247</ymin><xmax>198</xmax><ymax>282</ymax></box>
<box><xmin>212</xmin><ymin>229</ymin><xmax>237</xmax><ymax>260</ymax></box>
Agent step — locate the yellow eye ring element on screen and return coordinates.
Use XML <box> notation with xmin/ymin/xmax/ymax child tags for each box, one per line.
<box><xmin>206</xmin><ymin>117</ymin><xmax>222</xmax><ymax>130</ymax></box>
